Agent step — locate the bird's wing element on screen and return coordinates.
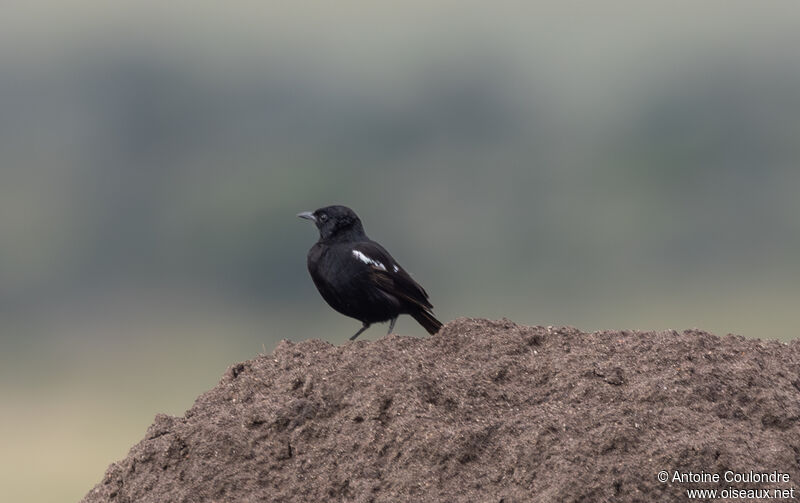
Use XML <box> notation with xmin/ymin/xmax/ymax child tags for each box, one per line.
<box><xmin>351</xmin><ymin>241</ymin><xmax>433</xmax><ymax>310</ymax></box>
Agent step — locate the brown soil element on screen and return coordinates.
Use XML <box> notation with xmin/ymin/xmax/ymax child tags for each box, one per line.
<box><xmin>82</xmin><ymin>318</ymin><xmax>800</xmax><ymax>502</ymax></box>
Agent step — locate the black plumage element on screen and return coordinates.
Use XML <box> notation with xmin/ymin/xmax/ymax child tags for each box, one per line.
<box><xmin>298</xmin><ymin>205</ymin><xmax>442</xmax><ymax>340</ymax></box>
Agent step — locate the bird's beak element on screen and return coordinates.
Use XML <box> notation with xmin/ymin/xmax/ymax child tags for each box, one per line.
<box><xmin>297</xmin><ymin>211</ymin><xmax>316</xmax><ymax>222</ymax></box>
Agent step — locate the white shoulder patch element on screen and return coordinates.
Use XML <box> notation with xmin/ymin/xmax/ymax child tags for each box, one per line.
<box><xmin>352</xmin><ymin>249</ymin><xmax>387</xmax><ymax>271</ymax></box>
<box><xmin>393</xmin><ymin>264</ymin><xmax>399</xmax><ymax>272</ymax></box>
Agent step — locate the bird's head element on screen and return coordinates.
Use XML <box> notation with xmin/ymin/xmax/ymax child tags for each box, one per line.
<box><xmin>297</xmin><ymin>205</ymin><xmax>365</xmax><ymax>241</ymax></box>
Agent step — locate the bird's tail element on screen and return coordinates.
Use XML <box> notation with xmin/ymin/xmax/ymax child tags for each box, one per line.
<box><xmin>411</xmin><ymin>309</ymin><xmax>443</xmax><ymax>335</ymax></box>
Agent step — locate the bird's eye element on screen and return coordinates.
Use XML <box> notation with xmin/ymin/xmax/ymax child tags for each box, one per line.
<box><xmin>318</xmin><ymin>214</ymin><xmax>328</xmax><ymax>223</ymax></box>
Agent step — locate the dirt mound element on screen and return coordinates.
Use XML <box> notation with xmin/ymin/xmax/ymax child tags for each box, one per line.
<box><xmin>83</xmin><ymin>318</ymin><xmax>800</xmax><ymax>502</ymax></box>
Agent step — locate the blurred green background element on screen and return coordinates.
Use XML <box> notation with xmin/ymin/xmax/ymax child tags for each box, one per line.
<box><xmin>1</xmin><ymin>1</ymin><xmax>799</xmax><ymax>501</ymax></box>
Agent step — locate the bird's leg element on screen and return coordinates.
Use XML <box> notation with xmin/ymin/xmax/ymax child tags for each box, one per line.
<box><xmin>387</xmin><ymin>317</ymin><xmax>397</xmax><ymax>335</ymax></box>
<box><xmin>350</xmin><ymin>322</ymin><xmax>371</xmax><ymax>341</ymax></box>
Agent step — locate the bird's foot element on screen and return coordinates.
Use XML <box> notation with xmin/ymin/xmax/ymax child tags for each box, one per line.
<box><xmin>350</xmin><ymin>323</ymin><xmax>370</xmax><ymax>340</ymax></box>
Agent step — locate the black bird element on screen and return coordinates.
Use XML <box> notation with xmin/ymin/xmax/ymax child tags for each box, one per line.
<box><xmin>298</xmin><ymin>205</ymin><xmax>442</xmax><ymax>340</ymax></box>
